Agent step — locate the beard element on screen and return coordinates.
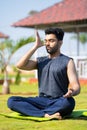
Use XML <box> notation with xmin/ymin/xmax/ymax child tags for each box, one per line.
<box><xmin>46</xmin><ymin>44</ymin><xmax>59</xmax><ymax>55</ymax></box>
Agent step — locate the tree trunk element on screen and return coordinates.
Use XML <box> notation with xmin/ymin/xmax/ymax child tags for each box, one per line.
<box><xmin>2</xmin><ymin>68</ymin><xmax>10</xmax><ymax>94</ymax></box>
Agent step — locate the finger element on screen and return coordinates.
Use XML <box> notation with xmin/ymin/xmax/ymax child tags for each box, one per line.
<box><xmin>63</xmin><ymin>92</ymin><xmax>71</xmax><ymax>98</ymax></box>
<box><xmin>36</xmin><ymin>30</ymin><xmax>41</xmax><ymax>41</ymax></box>
<box><xmin>63</xmin><ymin>94</ymin><xmax>68</xmax><ymax>98</ymax></box>
<box><xmin>35</xmin><ymin>29</ymin><xmax>38</xmax><ymax>37</ymax></box>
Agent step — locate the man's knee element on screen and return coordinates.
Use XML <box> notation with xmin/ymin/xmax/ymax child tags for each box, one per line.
<box><xmin>7</xmin><ymin>96</ymin><xmax>16</xmax><ymax>109</ymax></box>
<box><xmin>60</xmin><ymin>97</ymin><xmax>75</xmax><ymax>116</ymax></box>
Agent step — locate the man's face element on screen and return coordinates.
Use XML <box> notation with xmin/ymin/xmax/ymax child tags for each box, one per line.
<box><xmin>44</xmin><ymin>34</ymin><xmax>61</xmax><ymax>55</ymax></box>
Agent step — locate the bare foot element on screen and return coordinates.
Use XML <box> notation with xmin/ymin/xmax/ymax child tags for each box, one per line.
<box><xmin>44</xmin><ymin>113</ymin><xmax>62</xmax><ymax>120</ymax></box>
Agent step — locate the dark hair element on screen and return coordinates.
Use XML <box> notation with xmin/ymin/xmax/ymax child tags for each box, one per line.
<box><xmin>45</xmin><ymin>28</ymin><xmax>64</xmax><ymax>40</ymax></box>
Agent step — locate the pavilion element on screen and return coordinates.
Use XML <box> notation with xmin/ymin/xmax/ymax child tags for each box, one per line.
<box><xmin>0</xmin><ymin>32</ymin><xmax>9</xmax><ymax>39</ymax></box>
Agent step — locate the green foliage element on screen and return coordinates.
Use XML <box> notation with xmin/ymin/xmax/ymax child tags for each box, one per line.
<box><xmin>71</xmin><ymin>33</ymin><xmax>87</xmax><ymax>44</ymax></box>
<box><xmin>0</xmin><ymin>36</ymin><xmax>35</xmax><ymax>67</ymax></box>
<box><xmin>0</xmin><ymin>39</ymin><xmax>14</xmax><ymax>68</ymax></box>
<box><xmin>28</xmin><ymin>10</ymin><xmax>39</xmax><ymax>16</ymax></box>
<box><xmin>79</xmin><ymin>33</ymin><xmax>87</xmax><ymax>44</ymax></box>
<box><xmin>15</xmin><ymin>71</ymin><xmax>21</xmax><ymax>85</ymax></box>
<box><xmin>0</xmin><ymin>35</ymin><xmax>35</xmax><ymax>94</ymax></box>
<box><xmin>14</xmin><ymin>36</ymin><xmax>35</xmax><ymax>51</ymax></box>
<box><xmin>0</xmin><ymin>39</ymin><xmax>14</xmax><ymax>50</ymax></box>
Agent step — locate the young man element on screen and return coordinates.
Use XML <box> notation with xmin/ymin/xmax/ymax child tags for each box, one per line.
<box><xmin>7</xmin><ymin>28</ymin><xmax>80</xmax><ymax>119</ymax></box>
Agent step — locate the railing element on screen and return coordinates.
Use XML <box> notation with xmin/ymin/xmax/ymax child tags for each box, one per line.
<box><xmin>72</xmin><ymin>56</ymin><xmax>87</xmax><ymax>79</ymax></box>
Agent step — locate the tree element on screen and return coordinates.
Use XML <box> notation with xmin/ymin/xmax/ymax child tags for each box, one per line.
<box><xmin>71</xmin><ymin>33</ymin><xmax>87</xmax><ymax>55</ymax></box>
<box><xmin>28</xmin><ymin>10</ymin><xmax>39</xmax><ymax>16</ymax></box>
<box><xmin>0</xmin><ymin>36</ymin><xmax>35</xmax><ymax>94</ymax></box>
<box><xmin>0</xmin><ymin>39</ymin><xmax>14</xmax><ymax>94</ymax></box>
<box><xmin>14</xmin><ymin>36</ymin><xmax>35</xmax><ymax>85</ymax></box>
<box><xmin>72</xmin><ymin>33</ymin><xmax>87</xmax><ymax>44</ymax></box>
<box><xmin>79</xmin><ymin>33</ymin><xmax>87</xmax><ymax>44</ymax></box>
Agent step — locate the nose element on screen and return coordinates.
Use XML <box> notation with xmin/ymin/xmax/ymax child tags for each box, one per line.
<box><xmin>44</xmin><ymin>40</ymin><xmax>50</xmax><ymax>46</ymax></box>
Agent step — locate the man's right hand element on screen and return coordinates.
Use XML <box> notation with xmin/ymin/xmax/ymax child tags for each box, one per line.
<box><xmin>35</xmin><ymin>30</ymin><xmax>44</xmax><ymax>49</ymax></box>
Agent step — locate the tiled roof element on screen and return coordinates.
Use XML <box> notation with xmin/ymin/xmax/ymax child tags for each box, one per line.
<box><xmin>12</xmin><ymin>0</ymin><xmax>87</xmax><ymax>31</ymax></box>
<box><xmin>0</xmin><ymin>32</ymin><xmax>9</xmax><ymax>39</ymax></box>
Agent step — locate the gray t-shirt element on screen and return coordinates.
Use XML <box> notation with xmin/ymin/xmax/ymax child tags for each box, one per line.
<box><xmin>37</xmin><ymin>54</ymin><xmax>72</xmax><ymax>98</ymax></box>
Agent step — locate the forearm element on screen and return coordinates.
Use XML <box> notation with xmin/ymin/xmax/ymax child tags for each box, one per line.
<box><xmin>16</xmin><ymin>45</ymin><xmax>37</xmax><ymax>69</ymax></box>
<box><xmin>63</xmin><ymin>84</ymin><xmax>81</xmax><ymax>98</ymax></box>
<box><xmin>16</xmin><ymin>30</ymin><xmax>43</xmax><ymax>70</ymax></box>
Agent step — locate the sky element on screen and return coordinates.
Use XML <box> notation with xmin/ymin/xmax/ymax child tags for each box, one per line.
<box><xmin>0</xmin><ymin>0</ymin><xmax>87</xmax><ymax>58</ymax></box>
<box><xmin>0</xmin><ymin>0</ymin><xmax>62</xmax><ymax>40</ymax></box>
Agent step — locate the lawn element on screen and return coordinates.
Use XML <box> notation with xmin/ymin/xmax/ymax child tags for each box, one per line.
<box><xmin>0</xmin><ymin>82</ymin><xmax>87</xmax><ymax>130</ymax></box>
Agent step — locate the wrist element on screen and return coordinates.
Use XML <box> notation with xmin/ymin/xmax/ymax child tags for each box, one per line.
<box><xmin>32</xmin><ymin>45</ymin><xmax>38</xmax><ymax>51</ymax></box>
<box><xmin>68</xmin><ymin>88</ymin><xmax>74</xmax><ymax>97</ymax></box>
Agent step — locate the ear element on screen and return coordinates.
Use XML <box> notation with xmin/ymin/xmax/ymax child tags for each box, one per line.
<box><xmin>59</xmin><ymin>40</ymin><xmax>63</xmax><ymax>47</ymax></box>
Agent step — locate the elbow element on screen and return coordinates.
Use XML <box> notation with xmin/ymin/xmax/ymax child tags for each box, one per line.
<box><xmin>15</xmin><ymin>63</ymin><xmax>22</xmax><ymax>70</ymax></box>
<box><xmin>73</xmin><ymin>85</ymin><xmax>81</xmax><ymax>96</ymax></box>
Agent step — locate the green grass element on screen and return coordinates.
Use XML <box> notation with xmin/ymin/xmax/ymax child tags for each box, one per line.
<box><xmin>0</xmin><ymin>83</ymin><xmax>87</xmax><ymax>130</ymax></box>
